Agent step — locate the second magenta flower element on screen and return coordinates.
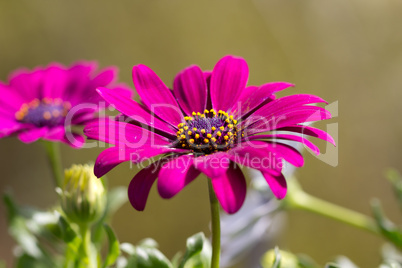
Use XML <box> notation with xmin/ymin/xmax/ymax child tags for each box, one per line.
<box><xmin>84</xmin><ymin>55</ymin><xmax>335</xmax><ymax>214</ymax></box>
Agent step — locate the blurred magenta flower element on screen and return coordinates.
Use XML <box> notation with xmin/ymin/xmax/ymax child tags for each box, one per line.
<box><xmin>0</xmin><ymin>62</ymin><xmax>131</xmax><ymax>148</ymax></box>
<box><xmin>84</xmin><ymin>55</ymin><xmax>335</xmax><ymax>214</ymax></box>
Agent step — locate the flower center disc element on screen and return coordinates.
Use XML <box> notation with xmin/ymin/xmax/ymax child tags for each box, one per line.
<box><xmin>176</xmin><ymin>109</ymin><xmax>239</xmax><ymax>154</ymax></box>
<box><xmin>15</xmin><ymin>98</ymin><xmax>71</xmax><ymax>127</ymax></box>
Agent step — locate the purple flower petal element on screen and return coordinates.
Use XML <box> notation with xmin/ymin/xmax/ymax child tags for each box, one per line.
<box><xmin>210</xmin><ymin>162</ymin><xmax>247</xmax><ymax>214</ymax></box>
<box><xmin>8</xmin><ymin>67</ymin><xmax>46</xmax><ymax>101</ymax></box>
<box><xmin>60</xmin><ymin>132</ymin><xmax>85</xmax><ymax>148</ymax></box>
<box><xmin>84</xmin><ymin>118</ymin><xmax>171</xmax><ymax>146</ymax></box>
<box><xmin>236</xmin><ymin>140</ymin><xmax>304</xmax><ymax>167</ymax></box>
<box><xmin>210</xmin><ymin>56</ymin><xmax>249</xmax><ymax>112</ymax></box>
<box><xmin>128</xmin><ymin>158</ymin><xmax>166</xmax><ymax>211</ymax></box>
<box><xmin>244</xmin><ymin>106</ymin><xmax>332</xmax><ymax>135</ymax></box>
<box><xmin>42</xmin><ymin>65</ymin><xmax>69</xmax><ymax>99</ymax></box>
<box><xmin>94</xmin><ymin>146</ymin><xmax>186</xmax><ymax>178</ymax></box>
<box><xmin>96</xmin><ymin>87</ymin><xmax>176</xmax><ymax>136</ymax></box>
<box><xmin>0</xmin><ymin>83</ymin><xmax>25</xmax><ymax>113</ymax></box>
<box><xmin>91</xmin><ymin>67</ymin><xmax>117</xmax><ymax>88</ymax></box>
<box><xmin>262</xmin><ymin>171</ymin><xmax>287</xmax><ymax>199</ymax></box>
<box><xmin>230</xmin><ymin>82</ymin><xmax>294</xmax><ymax>118</ymax></box>
<box><xmin>132</xmin><ymin>64</ymin><xmax>183</xmax><ymax>126</ymax></box>
<box><xmin>0</xmin><ymin>118</ymin><xmax>25</xmax><ymax>138</ymax></box>
<box><xmin>193</xmin><ymin>152</ymin><xmax>231</xmax><ymax>178</ymax></box>
<box><xmin>109</xmin><ymin>84</ymin><xmax>134</xmax><ymax>99</ymax></box>
<box><xmin>17</xmin><ymin>127</ymin><xmax>48</xmax><ymax>143</ymax></box>
<box><xmin>246</xmin><ymin>134</ymin><xmax>320</xmax><ymax>155</ymax></box>
<box><xmin>241</xmin><ymin>94</ymin><xmax>328</xmax><ymax>128</ymax></box>
<box><xmin>278</xmin><ymin>125</ymin><xmax>336</xmax><ymax>146</ymax></box>
<box><xmin>173</xmin><ymin>65</ymin><xmax>207</xmax><ymax>115</ymax></box>
<box><xmin>157</xmin><ymin>154</ymin><xmax>200</xmax><ymax>199</ymax></box>
<box><xmin>227</xmin><ymin>142</ymin><xmax>283</xmax><ymax>172</ymax></box>
<box><xmin>62</xmin><ymin>62</ymin><xmax>98</xmax><ymax>100</ymax></box>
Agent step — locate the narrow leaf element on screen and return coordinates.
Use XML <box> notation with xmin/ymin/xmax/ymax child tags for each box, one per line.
<box><xmin>103</xmin><ymin>224</ymin><xmax>120</xmax><ymax>268</ymax></box>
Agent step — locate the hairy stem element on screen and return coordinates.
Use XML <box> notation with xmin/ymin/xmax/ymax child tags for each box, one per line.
<box><xmin>42</xmin><ymin>141</ymin><xmax>63</xmax><ymax>188</ymax></box>
<box><xmin>208</xmin><ymin>179</ymin><xmax>221</xmax><ymax>268</ymax></box>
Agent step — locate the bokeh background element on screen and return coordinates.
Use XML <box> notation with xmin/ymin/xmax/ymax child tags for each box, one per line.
<box><xmin>1</xmin><ymin>0</ymin><xmax>402</xmax><ymax>267</ymax></box>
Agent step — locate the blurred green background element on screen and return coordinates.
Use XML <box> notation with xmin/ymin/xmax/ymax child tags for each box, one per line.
<box><xmin>1</xmin><ymin>0</ymin><xmax>402</xmax><ymax>267</ymax></box>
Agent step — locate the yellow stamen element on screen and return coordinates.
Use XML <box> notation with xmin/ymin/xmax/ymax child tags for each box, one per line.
<box><xmin>43</xmin><ymin>111</ymin><xmax>51</xmax><ymax>120</ymax></box>
<box><xmin>204</xmin><ymin>138</ymin><xmax>209</xmax><ymax>143</ymax></box>
<box><xmin>193</xmin><ymin>127</ymin><xmax>197</xmax><ymax>132</ymax></box>
<box><xmin>207</xmin><ymin>133</ymin><xmax>212</xmax><ymax>138</ymax></box>
<box><xmin>219</xmin><ymin>126</ymin><xmax>224</xmax><ymax>131</ymax></box>
<box><xmin>224</xmin><ymin>135</ymin><xmax>229</xmax><ymax>141</ymax></box>
<box><xmin>188</xmin><ymin>131</ymin><xmax>192</xmax><ymax>135</ymax></box>
<box><xmin>15</xmin><ymin>111</ymin><xmax>24</xmax><ymax>120</ymax></box>
<box><xmin>201</xmin><ymin>129</ymin><xmax>206</xmax><ymax>134</ymax></box>
<box><xmin>216</xmin><ymin>131</ymin><xmax>222</xmax><ymax>137</ymax></box>
<box><xmin>52</xmin><ymin>110</ymin><xmax>60</xmax><ymax>117</ymax></box>
<box><xmin>195</xmin><ymin>134</ymin><xmax>200</xmax><ymax>139</ymax></box>
<box><xmin>211</xmin><ymin>126</ymin><xmax>216</xmax><ymax>131</ymax></box>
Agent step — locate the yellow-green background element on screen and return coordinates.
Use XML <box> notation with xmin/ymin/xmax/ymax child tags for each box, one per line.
<box><xmin>1</xmin><ymin>0</ymin><xmax>402</xmax><ymax>267</ymax></box>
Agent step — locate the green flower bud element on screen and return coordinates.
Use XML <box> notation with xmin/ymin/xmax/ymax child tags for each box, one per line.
<box><xmin>58</xmin><ymin>164</ymin><xmax>106</xmax><ymax>226</ymax></box>
<box><xmin>261</xmin><ymin>248</ymin><xmax>300</xmax><ymax>268</ymax></box>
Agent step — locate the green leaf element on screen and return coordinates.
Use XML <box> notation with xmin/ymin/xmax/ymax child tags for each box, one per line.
<box><xmin>272</xmin><ymin>247</ymin><xmax>281</xmax><ymax>268</ymax></box>
<box><xmin>261</xmin><ymin>247</ymin><xmax>303</xmax><ymax>268</ymax></box>
<box><xmin>16</xmin><ymin>254</ymin><xmax>49</xmax><ymax>268</ymax></box>
<box><xmin>381</xmin><ymin>244</ymin><xmax>402</xmax><ymax>267</ymax></box>
<box><xmin>372</xmin><ymin>199</ymin><xmax>402</xmax><ymax>249</ymax></box>
<box><xmin>332</xmin><ymin>256</ymin><xmax>359</xmax><ymax>268</ymax></box>
<box><xmin>178</xmin><ymin>232</ymin><xmax>211</xmax><ymax>268</ymax></box>
<box><xmin>63</xmin><ymin>236</ymin><xmax>82</xmax><ymax>268</ymax></box>
<box><xmin>3</xmin><ymin>193</ymin><xmax>43</xmax><ymax>258</ymax></box>
<box><xmin>125</xmin><ymin>243</ymin><xmax>172</xmax><ymax>268</ymax></box>
<box><xmin>324</xmin><ymin>263</ymin><xmax>339</xmax><ymax>268</ymax></box>
<box><xmin>58</xmin><ymin>214</ymin><xmax>77</xmax><ymax>243</ymax></box>
<box><xmin>386</xmin><ymin>169</ymin><xmax>402</xmax><ymax>210</ymax></box>
<box><xmin>93</xmin><ymin>187</ymin><xmax>128</xmax><ymax>244</ymax></box>
<box><xmin>171</xmin><ymin>252</ymin><xmax>183</xmax><ymax>268</ymax></box>
<box><xmin>138</xmin><ymin>238</ymin><xmax>159</xmax><ymax>248</ymax></box>
<box><xmin>103</xmin><ymin>224</ymin><xmax>120</xmax><ymax>268</ymax></box>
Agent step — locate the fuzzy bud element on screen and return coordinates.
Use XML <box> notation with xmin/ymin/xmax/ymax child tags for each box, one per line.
<box><xmin>58</xmin><ymin>164</ymin><xmax>105</xmax><ymax>225</ymax></box>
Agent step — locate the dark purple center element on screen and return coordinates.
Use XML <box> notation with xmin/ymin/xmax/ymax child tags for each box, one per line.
<box><xmin>175</xmin><ymin>109</ymin><xmax>240</xmax><ymax>154</ymax></box>
<box><xmin>15</xmin><ymin>99</ymin><xmax>70</xmax><ymax>127</ymax></box>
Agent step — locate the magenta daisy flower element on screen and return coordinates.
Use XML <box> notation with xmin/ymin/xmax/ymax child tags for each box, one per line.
<box><xmin>0</xmin><ymin>62</ymin><xmax>131</xmax><ymax>148</ymax></box>
<box><xmin>84</xmin><ymin>55</ymin><xmax>335</xmax><ymax>214</ymax></box>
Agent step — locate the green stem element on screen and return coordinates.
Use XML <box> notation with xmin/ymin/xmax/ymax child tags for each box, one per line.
<box><xmin>80</xmin><ymin>225</ymin><xmax>94</xmax><ymax>268</ymax></box>
<box><xmin>285</xmin><ymin>180</ymin><xmax>379</xmax><ymax>234</ymax></box>
<box><xmin>42</xmin><ymin>141</ymin><xmax>63</xmax><ymax>188</ymax></box>
<box><xmin>208</xmin><ymin>179</ymin><xmax>221</xmax><ymax>268</ymax></box>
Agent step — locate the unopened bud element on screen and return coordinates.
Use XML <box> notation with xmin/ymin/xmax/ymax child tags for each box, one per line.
<box><xmin>261</xmin><ymin>248</ymin><xmax>299</xmax><ymax>268</ymax></box>
<box><xmin>58</xmin><ymin>164</ymin><xmax>105</xmax><ymax>225</ymax></box>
